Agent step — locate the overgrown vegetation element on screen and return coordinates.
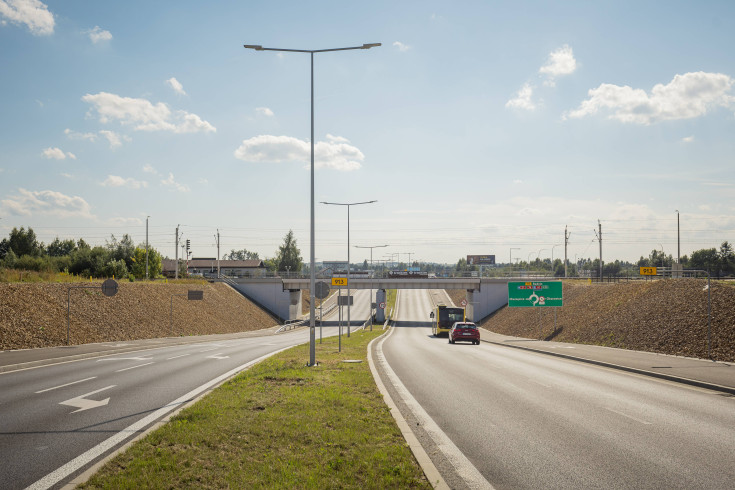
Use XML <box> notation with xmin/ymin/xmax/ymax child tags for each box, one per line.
<box><xmin>79</xmin><ymin>330</ymin><xmax>431</xmax><ymax>489</ymax></box>
<box><xmin>0</xmin><ymin>227</ymin><xmax>162</xmax><ymax>280</ymax></box>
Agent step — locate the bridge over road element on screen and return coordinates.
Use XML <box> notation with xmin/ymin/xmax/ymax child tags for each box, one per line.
<box><xmin>225</xmin><ymin>277</ymin><xmax>521</xmax><ymax>322</ymax></box>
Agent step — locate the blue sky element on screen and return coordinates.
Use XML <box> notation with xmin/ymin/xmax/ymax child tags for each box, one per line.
<box><xmin>1</xmin><ymin>0</ymin><xmax>734</xmax><ymax>266</ymax></box>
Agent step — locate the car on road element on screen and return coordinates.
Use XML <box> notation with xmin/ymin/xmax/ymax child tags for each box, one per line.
<box><xmin>448</xmin><ymin>322</ymin><xmax>480</xmax><ymax>345</ymax></box>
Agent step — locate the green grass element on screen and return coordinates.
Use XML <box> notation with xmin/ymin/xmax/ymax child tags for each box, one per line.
<box><xmin>80</xmin><ymin>329</ymin><xmax>430</xmax><ymax>489</ymax></box>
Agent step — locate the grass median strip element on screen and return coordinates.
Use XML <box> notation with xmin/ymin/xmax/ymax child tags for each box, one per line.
<box><xmin>80</xmin><ymin>329</ymin><xmax>431</xmax><ymax>489</ymax></box>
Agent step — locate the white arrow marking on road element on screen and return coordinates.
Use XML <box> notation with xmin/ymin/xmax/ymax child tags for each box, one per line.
<box><xmin>207</xmin><ymin>353</ymin><xmax>230</xmax><ymax>360</ymax></box>
<box><xmin>59</xmin><ymin>385</ymin><xmax>115</xmax><ymax>413</ymax></box>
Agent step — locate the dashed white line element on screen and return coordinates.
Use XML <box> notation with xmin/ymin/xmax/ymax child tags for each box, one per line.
<box><xmin>115</xmin><ymin>362</ymin><xmax>154</xmax><ymax>373</ymax></box>
<box><xmin>35</xmin><ymin>377</ymin><xmax>97</xmax><ymax>394</ymax></box>
<box><xmin>605</xmin><ymin>407</ymin><xmax>652</xmax><ymax>425</ymax></box>
<box><xmin>166</xmin><ymin>353</ymin><xmax>190</xmax><ymax>360</ymax></box>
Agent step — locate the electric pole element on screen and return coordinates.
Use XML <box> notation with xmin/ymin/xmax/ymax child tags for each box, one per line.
<box><xmin>145</xmin><ymin>216</ymin><xmax>150</xmax><ymax>280</ymax></box>
<box><xmin>174</xmin><ymin>224</ymin><xmax>180</xmax><ymax>279</ymax></box>
<box><xmin>564</xmin><ymin>225</ymin><xmax>570</xmax><ymax>278</ymax></box>
<box><xmin>594</xmin><ymin>220</ymin><xmax>602</xmax><ymax>281</ymax></box>
<box><xmin>215</xmin><ymin>229</ymin><xmax>221</xmax><ymax>278</ymax></box>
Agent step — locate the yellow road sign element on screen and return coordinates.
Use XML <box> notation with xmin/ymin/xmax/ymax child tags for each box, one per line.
<box><xmin>640</xmin><ymin>267</ymin><xmax>657</xmax><ymax>275</ymax></box>
<box><xmin>331</xmin><ymin>277</ymin><xmax>348</xmax><ymax>286</ymax></box>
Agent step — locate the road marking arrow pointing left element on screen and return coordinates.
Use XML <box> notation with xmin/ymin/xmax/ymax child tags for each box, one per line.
<box><xmin>59</xmin><ymin>385</ymin><xmax>116</xmax><ymax>413</ymax></box>
<box><xmin>207</xmin><ymin>353</ymin><xmax>230</xmax><ymax>360</ymax></box>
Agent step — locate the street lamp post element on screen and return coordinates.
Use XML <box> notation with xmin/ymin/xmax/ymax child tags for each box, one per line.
<box><xmin>355</xmin><ymin>244</ymin><xmax>388</xmax><ymax>331</ymax></box>
<box><xmin>244</xmin><ymin>42</ymin><xmax>380</xmax><ymax>366</ymax></box>
<box><xmin>322</xmin><ymin>200</ymin><xmax>377</xmax><ymax>337</ymax></box>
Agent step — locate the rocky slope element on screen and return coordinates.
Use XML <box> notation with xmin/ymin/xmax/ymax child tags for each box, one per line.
<box><xmin>447</xmin><ymin>279</ymin><xmax>735</xmax><ymax>363</ymax></box>
<box><xmin>0</xmin><ymin>281</ymin><xmax>279</xmax><ymax>351</ymax></box>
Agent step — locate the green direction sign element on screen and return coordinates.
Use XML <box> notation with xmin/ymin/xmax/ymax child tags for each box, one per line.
<box><xmin>508</xmin><ymin>281</ymin><xmax>563</xmax><ymax>307</ymax></box>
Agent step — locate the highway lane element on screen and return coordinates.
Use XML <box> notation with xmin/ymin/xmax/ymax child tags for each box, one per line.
<box><xmin>1</xmin><ymin>290</ymin><xmax>372</xmax><ymax>490</ymax></box>
<box><xmin>380</xmin><ymin>289</ymin><xmax>735</xmax><ymax>489</ymax></box>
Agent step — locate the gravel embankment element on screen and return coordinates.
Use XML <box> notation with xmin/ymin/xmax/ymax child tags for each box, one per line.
<box><xmin>447</xmin><ymin>279</ymin><xmax>735</xmax><ymax>362</ymax></box>
<box><xmin>0</xmin><ymin>281</ymin><xmax>279</xmax><ymax>350</ymax></box>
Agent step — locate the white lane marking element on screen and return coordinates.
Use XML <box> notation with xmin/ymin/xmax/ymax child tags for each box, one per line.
<box><xmin>530</xmin><ymin>379</ymin><xmax>552</xmax><ymax>388</ymax></box>
<box><xmin>207</xmin><ymin>353</ymin><xmax>230</xmax><ymax>360</ymax></box>
<box><xmin>115</xmin><ymin>362</ymin><xmax>154</xmax><ymax>373</ymax></box>
<box><xmin>166</xmin><ymin>354</ymin><xmax>190</xmax><ymax>360</ymax></box>
<box><xmin>97</xmin><ymin>357</ymin><xmax>152</xmax><ymax>362</ymax></box>
<box><xmin>605</xmin><ymin>407</ymin><xmax>652</xmax><ymax>425</ymax></box>
<box><xmin>27</xmin><ymin>346</ymin><xmax>294</xmax><ymax>490</ymax></box>
<box><xmin>35</xmin><ymin>377</ymin><xmax>97</xmax><ymax>394</ymax></box>
<box><xmin>199</xmin><ymin>347</ymin><xmax>218</xmax><ymax>353</ymax></box>
<box><xmin>377</xmin><ymin>328</ymin><xmax>494</xmax><ymax>489</ymax></box>
<box><xmin>59</xmin><ymin>385</ymin><xmax>116</xmax><ymax>413</ymax></box>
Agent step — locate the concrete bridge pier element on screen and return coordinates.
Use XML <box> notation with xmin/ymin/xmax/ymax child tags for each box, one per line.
<box><xmin>465</xmin><ymin>280</ymin><xmax>509</xmax><ymax>322</ymax></box>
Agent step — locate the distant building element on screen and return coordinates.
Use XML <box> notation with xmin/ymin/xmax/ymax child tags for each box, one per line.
<box><xmin>161</xmin><ymin>258</ymin><xmax>267</xmax><ymax>278</ymax></box>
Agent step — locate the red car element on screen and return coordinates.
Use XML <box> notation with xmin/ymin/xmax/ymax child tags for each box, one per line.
<box><xmin>449</xmin><ymin>322</ymin><xmax>480</xmax><ymax>345</ymax></box>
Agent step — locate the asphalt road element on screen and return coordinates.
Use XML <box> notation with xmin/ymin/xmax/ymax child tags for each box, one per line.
<box><xmin>380</xmin><ymin>289</ymin><xmax>735</xmax><ymax>490</ymax></box>
<box><xmin>0</xmin><ymin>290</ymin><xmax>371</xmax><ymax>490</ymax></box>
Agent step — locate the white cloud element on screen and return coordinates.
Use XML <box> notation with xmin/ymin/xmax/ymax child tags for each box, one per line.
<box><xmin>681</xmin><ymin>135</ymin><xmax>695</xmax><ymax>143</ymax></box>
<box><xmin>505</xmin><ymin>83</ymin><xmax>536</xmax><ymax>111</ymax></box>
<box><xmin>161</xmin><ymin>172</ymin><xmax>190</xmax><ymax>192</ymax></box>
<box><xmin>86</xmin><ymin>25</ymin><xmax>111</xmax><ymax>43</ymax></box>
<box><xmin>166</xmin><ymin>77</ymin><xmax>186</xmax><ymax>95</ymax></box>
<box><xmin>233</xmin><ymin>134</ymin><xmax>365</xmax><ymax>171</ymax></box>
<box><xmin>0</xmin><ymin>0</ymin><xmax>54</xmax><ymax>35</ymax></box>
<box><xmin>142</xmin><ymin>164</ymin><xmax>158</xmax><ymax>175</ymax></box>
<box><xmin>65</xmin><ymin>128</ymin><xmax>97</xmax><ymax>142</ymax></box>
<box><xmin>42</xmin><ymin>147</ymin><xmax>76</xmax><ymax>160</ymax></box>
<box><xmin>566</xmin><ymin>72</ymin><xmax>735</xmax><ymax>124</ymax></box>
<box><xmin>108</xmin><ymin>216</ymin><xmax>143</xmax><ymax>226</ymax></box>
<box><xmin>1</xmin><ymin>188</ymin><xmax>93</xmax><ymax>218</ymax></box>
<box><xmin>82</xmin><ymin>92</ymin><xmax>216</xmax><ymax>133</ymax></box>
<box><xmin>98</xmin><ymin>130</ymin><xmax>129</xmax><ymax>149</ymax></box>
<box><xmin>255</xmin><ymin>107</ymin><xmax>274</xmax><ymax>117</ymax></box>
<box><xmin>513</xmin><ymin>179</ymin><xmax>523</xmax><ymax>184</ymax></box>
<box><xmin>393</xmin><ymin>41</ymin><xmax>411</xmax><ymax>52</ymax></box>
<box><xmin>539</xmin><ymin>44</ymin><xmax>577</xmax><ymax>85</ymax></box>
<box><xmin>101</xmin><ymin>175</ymin><xmax>148</xmax><ymax>189</ymax></box>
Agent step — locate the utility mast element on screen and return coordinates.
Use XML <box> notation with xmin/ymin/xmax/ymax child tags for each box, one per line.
<box><xmin>593</xmin><ymin>220</ymin><xmax>603</xmax><ymax>281</ymax></box>
<box><xmin>215</xmin><ymin>229</ymin><xmax>221</xmax><ymax>278</ymax></box>
<box><xmin>175</xmin><ymin>224</ymin><xmax>179</xmax><ymax>280</ymax></box>
<box><xmin>564</xmin><ymin>225</ymin><xmax>570</xmax><ymax>278</ymax></box>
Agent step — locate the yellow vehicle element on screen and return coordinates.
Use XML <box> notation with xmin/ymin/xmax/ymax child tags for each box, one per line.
<box><xmin>431</xmin><ymin>304</ymin><xmax>465</xmax><ymax>337</ymax></box>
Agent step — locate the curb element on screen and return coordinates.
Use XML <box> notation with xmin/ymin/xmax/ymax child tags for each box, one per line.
<box><xmin>481</xmin><ymin>335</ymin><xmax>735</xmax><ymax>396</ymax></box>
<box><xmin>367</xmin><ymin>328</ymin><xmax>449</xmax><ymax>490</ymax></box>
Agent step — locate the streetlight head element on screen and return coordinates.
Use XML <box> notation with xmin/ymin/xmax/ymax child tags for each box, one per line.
<box><xmin>243</xmin><ymin>44</ymin><xmax>263</xmax><ymax>50</ymax></box>
<box><xmin>362</xmin><ymin>43</ymin><xmax>381</xmax><ymax>49</ymax></box>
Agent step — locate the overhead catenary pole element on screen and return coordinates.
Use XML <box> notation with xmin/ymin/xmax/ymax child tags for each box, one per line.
<box><xmin>564</xmin><ymin>225</ymin><xmax>570</xmax><ymax>278</ymax></box>
<box><xmin>145</xmin><ymin>216</ymin><xmax>150</xmax><ymax>280</ymax></box>
<box><xmin>175</xmin><ymin>224</ymin><xmax>179</xmax><ymax>280</ymax></box>
<box><xmin>243</xmin><ymin>42</ymin><xmax>381</xmax><ymax>367</ymax></box>
<box><xmin>676</xmin><ymin>210</ymin><xmax>680</xmax><ymax>264</ymax></box>
<box><xmin>215</xmin><ymin>229</ymin><xmax>221</xmax><ymax>277</ymax></box>
<box><xmin>598</xmin><ymin>220</ymin><xmax>603</xmax><ymax>281</ymax></box>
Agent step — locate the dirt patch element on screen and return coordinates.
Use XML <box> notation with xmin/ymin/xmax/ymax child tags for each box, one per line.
<box><xmin>0</xmin><ymin>281</ymin><xmax>279</xmax><ymax>350</ymax></box>
<box><xmin>475</xmin><ymin>280</ymin><xmax>735</xmax><ymax>362</ymax></box>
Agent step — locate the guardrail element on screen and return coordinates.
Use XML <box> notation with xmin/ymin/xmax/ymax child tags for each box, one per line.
<box><xmin>275</xmin><ymin>319</ymin><xmax>307</xmax><ymax>333</ymax></box>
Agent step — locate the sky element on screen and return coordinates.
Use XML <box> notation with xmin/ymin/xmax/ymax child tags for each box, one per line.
<box><xmin>1</xmin><ymin>0</ymin><xmax>734</xmax><ymax>267</ymax></box>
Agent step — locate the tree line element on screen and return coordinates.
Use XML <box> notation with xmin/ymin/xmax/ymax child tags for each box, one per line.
<box><xmin>0</xmin><ymin>227</ymin><xmax>304</xmax><ymax>279</ymax></box>
<box><xmin>0</xmin><ymin>227</ymin><xmax>161</xmax><ymax>279</ymax></box>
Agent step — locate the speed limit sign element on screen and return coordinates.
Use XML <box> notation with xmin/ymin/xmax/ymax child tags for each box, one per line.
<box><xmin>460</xmin><ymin>299</ymin><xmax>467</xmax><ymax>307</ymax></box>
<box><xmin>379</xmin><ymin>302</ymin><xmax>386</xmax><ymax>309</ymax></box>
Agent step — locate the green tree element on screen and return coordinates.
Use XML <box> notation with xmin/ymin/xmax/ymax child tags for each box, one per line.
<box><xmin>107</xmin><ymin>234</ymin><xmax>136</xmax><ymax>270</ymax></box>
<box><xmin>719</xmin><ymin>241</ymin><xmax>735</xmax><ymax>275</ymax></box>
<box><xmin>130</xmin><ymin>246</ymin><xmax>162</xmax><ymax>279</ymax></box>
<box><xmin>224</xmin><ymin>248</ymin><xmax>260</xmax><ymax>260</ymax></box>
<box><xmin>47</xmin><ymin>237</ymin><xmax>77</xmax><ymax>257</ymax></box>
<box><xmin>7</xmin><ymin>227</ymin><xmax>43</xmax><ymax>257</ymax></box>
<box><xmin>689</xmin><ymin>248</ymin><xmax>719</xmax><ymax>273</ymax></box>
<box><xmin>275</xmin><ymin>230</ymin><xmax>302</xmax><ymax>273</ymax></box>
